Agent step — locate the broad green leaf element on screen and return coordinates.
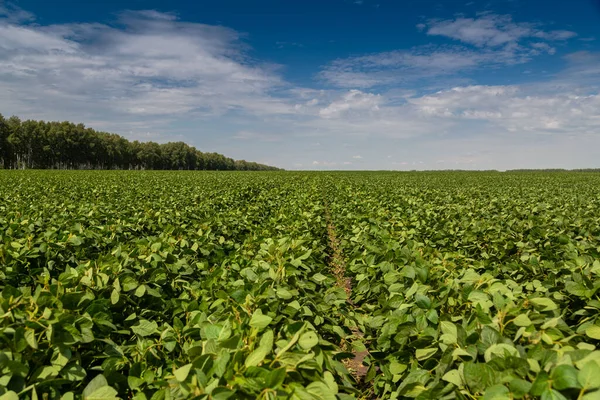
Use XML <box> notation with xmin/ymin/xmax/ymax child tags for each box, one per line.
<box><xmin>512</xmin><ymin>314</ymin><xmax>532</xmax><ymax>327</ymax></box>
<box><xmin>131</xmin><ymin>320</ymin><xmax>158</xmax><ymax>337</ymax></box>
<box><xmin>482</xmin><ymin>384</ymin><xmax>510</xmax><ymax>400</ymax></box>
<box><xmin>531</xmin><ymin>372</ymin><xmax>550</xmax><ymax>396</ymax></box>
<box><xmin>464</xmin><ymin>363</ymin><xmax>498</xmax><ymax>393</ymax></box>
<box><xmin>551</xmin><ymin>364</ymin><xmax>581</xmax><ymax>390</ymax></box>
<box><xmin>266</xmin><ymin>368</ymin><xmax>286</xmax><ymax>389</ymax></box>
<box><xmin>83</xmin><ymin>375</ymin><xmax>110</xmax><ymax>399</ymax></box>
<box><xmin>484</xmin><ymin>343</ymin><xmax>519</xmax><ymax>362</ymax></box>
<box><xmin>581</xmin><ymin>392</ymin><xmax>600</xmax><ymax>400</ymax></box>
<box><xmin>134</xmin><ymin>285</ymin><xmax>146</xmax><ymax>297</ymax></box>
<box><xmin>415</xmin><ymin>348</ymin><xmax>437</xmax><ymax>361</ymax></box>
<box><xmin>306</xmin><ymin>381</ymin><xmax>336</xmax><ymax>400</ymax></box>
<box><xmin>578</xmin><ymin>361</ymin><xmax>600</xmax><ymax>389</ymax></box>
<box><xmin>63</xmin><ymin>363</ymin><xmax>87</xmax><ymax>381</ymax></box>
<box><xmin>110</xmin><ymin>289</ymin><xmax>119</xmax><ymax>305</ymax></box>
<box><xmin>245</xmin><ymin>330</ymin><xmax>274</xmax><ymax>368</ymax></box>
<box><xmin>0</xmin><ymin>392</ymin><xmax>19</xmax><ymax>400</ymax></box>
<box><xmin>530</xmin><ymin>298</ymin><xmax>558</xmax><ymax>311</ymax></box>
<box><xmin>174</xmin><ymin>364</ymin><xmax>193</xmax><ymax>382</ymax></box>
<box><xmin>68</xmin><ymin>236</ymin><xmax>82</xmax><ymax>246</ymax></box>
<box><xmin>25</xmin><ymin>329</ymin><xmax>38</xmax><ymax>349</ymax></box>
<box><xmin>85</xmin><ymin>386</ymin><xmax>119</xmax><ymax>400</ymax></box>
<box><xmin>323</xmin><ymin>371</ymin><xmax>338</xmax><ymax>394</ymax></box>
<box><xmin>298</xmin><ymin>331</ymin><xmax>319</xmax><ymax>350</ymax></box>
<box><xmin>541</xmin><ymin>388</ymin><xmax>568</xmax><ymax>400</ymax></box>
<box><xmin>442</xmin><ymin>370</ymin><xmax>463</xmax><ymax>387</ymax></box>
<box><xmin>249</xmin><ymin>310</ymin><xmax>272</xmax><ymax>330</ymax></box>
<box><xmin>509</xmin><ymin>379</ymin><xmax>532</xmax><ymax>399</ymax></box>
<box><xmin>585</xmin><ymin>326</ymin><xmax>600</xmax><ymax>340</ymax></box>
<box><xmin>415</xmin><ymin>295</ymin><xmax>431</xmax><ymax>309</ymax></box>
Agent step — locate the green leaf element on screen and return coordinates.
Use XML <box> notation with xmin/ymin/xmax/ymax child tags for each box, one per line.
<box><xmin>245</xmin><ymin>330</ymin><xmax>274</xmax><ymax>368</ymax></box>
<box><xmin>484</xmin><ymin>343</ymin><xmax>519</xmax><ymax>362</ymax></box>
<box><xmin>464</xmin><ymin>363</ymin><xmax>498</xmax><ymax>393</ymax></box>
<box><xmin>83</xmin><ymin>375</ymin><xmax>113</xmax><ymax>399</ymax></box>
<box><xmin>35</xmin><ymin>365</ymin><xmax>60</xmax><ymax>381</ymax></box>
<box><xmin>298</xmin><ymin>331</ymin><xmax>319</xmax><ymax>350</ymax></box>
<box><xmin>541</xmin><ymin>388</ymin><xmax>568</xmax><ymax>400</ymax></box>
<box><xmin>0</xmin><ymin>391</ymin><xmax>19</xmax><ymax>400</ymax></box>
<box><xmin>51</xmin><ymin>347</ymin><xmax>71</xmax><ymax>369</ymax></box>
<box><xmin>585</xmin><ymin>326</ymin><xmax>600</xmax><ymax>340</ymax></box>
<box><xmin>174</xmin><ymin>364</ymin><xmax>193</xmax><ymax>382</ymax></box>
<box><xmin>442</xmin><ymin>370</ymin><xmax>463</xmax><ymax>387</ymax></box>
<box><xmin>63</xmin><ymin>363</ymin><xmax>87</xmax><ymax>381</ymax></box>
<box><xmin>531</xmin><ymin>372</ymin><xmax>550</xmax><ymax>396</ymax></box>
<box><xmin>68</xmin><ymin>236</ymin><xmax>82</xmax><ymax>246</ymax></box>
<box><xmin>551</xmin><ymin>364</ymin><xmax>581</xmax><ymax>390</ymax></box>
<box><xmin>323</xmin><ymin>371</ymin><xmax>338</xmax><ymax>394</ymax></box>
<box><xmin>128</xmin><ymin>376</ymin><xmax>144</xmax><ymax>390</ymax></box>
<box><xmin>249</xmin><ymin>310</ymin><xmax>272</xmax><ymax>330</ymax></box>
<box><xmin>110</xmin><ymin>289</ymin><xmax>119</xmax><ymax>305</ymax></box>
<box><xmin>415</xmin><ymin>348</ymin><xmax>437</xmax><ymax>361</ymax></box>
<box><xmin>415</xmin><ymin>295</ymin><xmax>431</xmax><ymax>309</ymax></box>
<box><xmin>134</xmin><ymin>285</ymin><xmax>146</xmax><ymax>297</ymax></box>
<box><xmin>131</xmin><ymin>320</ymin><xmax>158</xmax><ymax>337</ymax></box>
<box><xmin>276</xmin><ymin>289</ymin><xmax>293</xmax><ymax>300</ymax></box>
<box><xmin>581</xmin><ymin>391</ymin><xmax>600</xmax><ymax>400</ymax></box>
<box><xmin>85</xmin><ymin>386</ymin><xmax>119</xmax><ymax>400</ymax></box>
<box><xmin>211</xmin><ymin>388</ymin><xmax>235</xmax><ymax>400</ymax></box>
<box><xmin>530</xmin><ymin>298</ymin><xmax>558</xmax><ymax>311</ymax></box>
<box><xmin>512</xmin><ymin>314</ymin><xmax>532</xmax><ymax>327</ymax></box>
<box><xmin>266</xmin><ymin>368</ymin><xmax>286</xmax><ymax>389</ymax></box>
<box><xmin>25</xmin><ymin>328</ymin><xmax>38</xmax><ymax>349</ymax></box>
<box><xmin>306</xmin><ymin>381</ymin><xmax>336</xmax><ymax>400</ymax></box>
<box><xmin>509</xmin><ymin>379</ymin><xmax>532</xmax><ymax>399</ymax></box>
<box><xmin>483</xmin><ymin>384</ymin><xmax>510</xmax><ymax>400</ymax></box>
<box><xmin>578</xmin><ymin>361</ymin><xmax>600</xmax><ymax>389</ymax></box>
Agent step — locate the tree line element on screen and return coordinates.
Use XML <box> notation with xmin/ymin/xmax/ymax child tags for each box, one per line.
<box><xmin>0</xmin><ymin>114</ymin><xmax>281</xmax><ymax>171</ymax></box>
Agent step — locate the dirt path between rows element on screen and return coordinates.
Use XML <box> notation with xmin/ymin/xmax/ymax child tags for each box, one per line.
<box><xmin>322</xmin><ymin>201</ymin><xmax>370</xmax><ymax>383</ymax></box>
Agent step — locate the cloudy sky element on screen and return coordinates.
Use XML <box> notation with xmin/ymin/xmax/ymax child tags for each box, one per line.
<box><xmin>1</xmin><ymin>0</ymin><xmax>599</xmax><ymax>170</ymax></box>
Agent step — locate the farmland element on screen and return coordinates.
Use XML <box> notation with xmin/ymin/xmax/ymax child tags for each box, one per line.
<box><xmin>1</xmin><ymin>170</ymin><xmax>600</xmax><ymax>400</ymax></box>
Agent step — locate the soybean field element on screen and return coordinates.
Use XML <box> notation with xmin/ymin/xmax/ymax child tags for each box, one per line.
<box><xmin>1</xmin><ymin>170</ymin><xmax>600</xmax><ymax>400</ymax></box>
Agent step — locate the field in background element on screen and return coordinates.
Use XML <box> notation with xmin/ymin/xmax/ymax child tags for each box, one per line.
<box><xmin>1</xmin><ymin>170</ymin><xmax>600</xmax><ymax>399</ymax></box>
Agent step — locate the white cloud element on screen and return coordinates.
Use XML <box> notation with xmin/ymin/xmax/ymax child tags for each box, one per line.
<box><xmin>560</xmin><ymin>51</ymin><xmax>600</xmax><ymax>81</ymax></box>
<box><xmin>409</xmin><ymin>85</ymin><xmax>600</xmax><ymax>134</ymax></box>
<box><xmin>424</xmin><ymin>14</ymin><xmax>576</xmax><ymax>47</ymax></box>
<box><xmin>530</xmin><ymin>42</ymin><xmax>555</xmax><ymax>55</ymax></box>
<box><xmin>0</xmin><ymin>9</ymin><xmax>294</xmax><ymax>127</ymax></box>
<box><xmin>319</xmin><ymin>90</ymin><xmax>382</xmax><ymax>117</ymax></box>
<box><xmin>312</xmin><ymin>160</ymin><xmax>338</xmax><ymax>166</ymax></box>
<box><xmin>0</xmin><ymin>1</ymin><xmax>34</xmax><ymax>23</ymax></box>
<box><xmin>352</xmin><ymin>155</ymin><xmax>363</xmax><ymax>159</ymax></box>
<box><xmin>233</xmin><ymin>131</ymin><xmax>283</xmax><ymax>142</ymax></box>
<box><xmin>319</xmin><ymin>46</ymin><xmax>507</xmax><ymax>88</ymax></box>
<box><xmin>321</xmin><ymin>14</ymin><xmax>577</xmax><ymax>89</ymax></box>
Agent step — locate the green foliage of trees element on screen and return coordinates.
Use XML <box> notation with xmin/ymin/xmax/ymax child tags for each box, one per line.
<box><xmin>0</xmin><ymin>114</ymin><xmax>280</xmax><ymax>171</ymax></box>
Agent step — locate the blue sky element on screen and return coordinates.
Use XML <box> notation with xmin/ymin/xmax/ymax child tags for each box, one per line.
<box><xmin>1</xmin><ymin>0</ymin><xmax>599</xmax><ymax>170</ymax></box>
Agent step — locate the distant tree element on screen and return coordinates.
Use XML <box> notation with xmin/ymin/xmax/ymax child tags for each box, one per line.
<box><xmin>0</xmin><ymin>114</ymin><xmax>12</xmax><ymax>169</ymax></box>
<box><xmin>0</xmin><ymin>114</ymin><xmax>281</xmax><ymax>171</ymax></box>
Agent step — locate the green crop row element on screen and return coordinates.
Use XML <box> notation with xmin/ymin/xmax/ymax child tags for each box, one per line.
<box><xmin>327</xmin><ymin>172</ymin><xmax>600</xmax><ymax>399</ymax></box>
<box><xmin>1</xmin><ymin>171</ymin><xmax>600</xmax><ymax>400</ymax></box>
